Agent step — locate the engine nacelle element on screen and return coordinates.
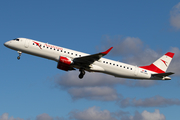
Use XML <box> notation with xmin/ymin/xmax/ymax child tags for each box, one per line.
<box><xmin>57</xmin><ymin>56</ymin><xmax>74</xmax><ymax>71</ymax></box>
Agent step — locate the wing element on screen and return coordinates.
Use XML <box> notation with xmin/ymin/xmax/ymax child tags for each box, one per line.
<box><xmin>73</xmin><ymin>47</ymin><xmax>113</xmax><ymax>68</ymax></box>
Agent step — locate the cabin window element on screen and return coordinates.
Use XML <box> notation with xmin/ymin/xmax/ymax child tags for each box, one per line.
<box><xmin>103</xmin><ymin>61</ymin><xmax>105</xmax><ymax>63</ymax></box>
<box><xmin>106</xmin><ymin>62</ymin><xmax>108</xmax><ymax>64</ymax></box>
<box><xmin>117</xmin><ymin>65</ymin><xmax>118</xmax><ymax>66</ymax></box>
<box><xmin>71</xmin><ymin>53</ymin><xmax>73</xmax><ymax>55</ymax></box>
<box><xmin>50</xmin><ymin>48</ymin><xmax>52</xmax><ymax>49</ymax></box>
<box><xmin>113</xmin><ymin>64</ymin><xmax>115</xmax><ymax>66</ymax></box>
<box><xmin>64</xmin><ymin>51</ymin><xmax>66</xmax><ymax>53</ymax></box>
<box><xmin>57</xmin><ymin>49</ymin><xmax>59</xmax><ymax>51</ymax></box>
<box><xmin>68</xmin><ymin>52</ymin><xmax>69</xmax><ymax>54</ymax></box>
<box><xmin>120</xmin><ymin>65</ymin><xmax>122</xmax><ymax>67</ymax></box>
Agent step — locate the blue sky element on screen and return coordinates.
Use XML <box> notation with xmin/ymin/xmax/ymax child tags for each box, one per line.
<box><xmin>1</xmin><ymin>0</ymin><xmax>180</xmax><ymax>120</ymax></box>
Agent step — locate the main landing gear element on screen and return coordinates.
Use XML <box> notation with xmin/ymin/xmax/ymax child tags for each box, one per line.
<box><xmin>17</xmin><ymin>51</ymin><xmax>22</xmax><ymax>60</ymax></box>
<box><xmin>79</xmin><ymin>68</ymin><xmax>85</xmax><ymax>79</ymax></box>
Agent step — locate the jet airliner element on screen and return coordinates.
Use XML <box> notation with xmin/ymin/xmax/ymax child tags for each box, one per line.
<box><xmin>4</xmin><ymin>38</ymin><xmax>175</xmax><ymax>80</ymax></box>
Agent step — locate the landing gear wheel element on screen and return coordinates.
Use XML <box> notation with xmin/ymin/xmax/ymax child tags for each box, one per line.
<box><xmin>17</xmin><ymin>56</ymin><xmax>20</xmax><ymax>60</ymax></box>
<box><xmin>79</xmin><ymin>73</ymin><xmax>84</xmax><ymax>79</ymax></box>
<box><xmin>17</xmin><ymin>51</ymin><xmax>22</xmax><ymax>60</ymax></box>
<box><xmin>79</xmin><ymin>69</ymin><xmax>85</xmax><ymax>79</ymax></box>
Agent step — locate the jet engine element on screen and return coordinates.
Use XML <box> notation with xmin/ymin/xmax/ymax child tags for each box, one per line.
<box><xmin>57</xmin><ymin>56</ymin><xmax>74</xmax><ymax>71</ymax></box>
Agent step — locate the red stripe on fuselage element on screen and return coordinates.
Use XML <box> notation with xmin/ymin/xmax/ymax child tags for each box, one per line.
<box><xmin>140</xmin><ymin>64</ymin><xmax>165</xmax><ymax>73</ymax></box>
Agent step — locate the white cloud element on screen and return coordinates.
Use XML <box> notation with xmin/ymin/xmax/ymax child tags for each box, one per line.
<box><xmin>0</xmin><ymin>113</ymin><xmax>24</xmax><ymax>120</ymax></box>
<box><xmin>141</xmin><ymin>109</ymin><xmax>165</xmax><ymax>120</ymax></box>
<box><xmin>170</xmin><ymin>2</ymin><xmax>180</xmax><ymax>30</ymax></box>
<box><xmin>54</xmin><ymin>71</ymin><xmax>121</xmax><ymax>88</ymax></box>
<box><xmin>69</xmin><ymin>106</ymin><xmax>117</xmax><ymax>120</ymax></box>
<box><xmin>54</xmin><ymin>71</ymin><xmax>158</xmax><ymax>89</ymax></box>
<box><xmin>0</xmin><ymin>109</ymin><xmax>166</xmax><ymax>120</ymax></box>
<box><xmin>54</xmin><ymin>72</ymin><xmax>121</xmax><ymax>101</ymax></box>
<box><xmin>122</xmin><ymin>109</ymin><xmax>165</xmax><ymax>120</ymax></box>
<box><xmin>53</xmin><ymin>71</ymin><xmax>158</xmax><ymax>101</ymax></box>
<box><xmin>36</xmin><ymin>113</ymin><xmax>53</xmax><ymax>120</ymax></box>
<box><xmin>68</xmin><ymin>86</ymin><xmax>120</xmax><ymax>101</ymax></box>
<box><xmin>0</xmin><ymin>113</ymin><xmax>65</xmax><ymax>120</ymax></box>
<box><xmin>123</xmin><ymin>48</ymin><xmax>161</xmax><ymax>66</ymax></box>
<box><xmin>101</xmin><ymin>35</ymin><xmax>143</xmax><ymax>57</ymax></box>
<box><xmin>69</xmin><ymin>107</ymin><xmax>166</xmax><ymax>120</ymax></box>
<box><xmin>118</xmin><ymin>95</ymin><xmax>180</xmax><ymax>108</ymax></box>
<box><xmin>101</xmin><ymin>35</ymin><xmax>161</xmax><ymax>66</ymax></box>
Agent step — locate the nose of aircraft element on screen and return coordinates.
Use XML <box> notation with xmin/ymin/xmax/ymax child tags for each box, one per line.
<box><xmin>4</xmin><ymin>41</ymin><xmax>11</xmax><ymax>47</ymax></box>
<box><xmin>4</xmin><ymin>41</ymin><xmax>9</xmax><ymax>46</ymax></box>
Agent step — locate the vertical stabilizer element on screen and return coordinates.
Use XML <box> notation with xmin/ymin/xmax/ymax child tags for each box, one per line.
<box><xmin>139</xmin><ymin>52</ymin><xmax>174</xmax><ymax>73</ymax></box>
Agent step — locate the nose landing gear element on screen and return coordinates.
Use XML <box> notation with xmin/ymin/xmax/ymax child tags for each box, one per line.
<box><xmin>17</xmin><ymin>51</ymin><xmax>22</xmax><ymax>60</ymax></box>
<box><xmin>79</xmin><ymin>68</ymin><xmax>85</xmax><ymax>79</ymax></box>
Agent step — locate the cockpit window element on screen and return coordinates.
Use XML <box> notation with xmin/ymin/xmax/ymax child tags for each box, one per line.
<box><xmin>13</xmin><ymin>38</ymin><xmax>19</xmax><ymax>41</ymax></box>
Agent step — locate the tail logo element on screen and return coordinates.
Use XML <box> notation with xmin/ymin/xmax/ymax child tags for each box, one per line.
<box><xmin>161</xmin><ymin>59</ymin><xmax>168</xmax><ymax>67</ymax></box>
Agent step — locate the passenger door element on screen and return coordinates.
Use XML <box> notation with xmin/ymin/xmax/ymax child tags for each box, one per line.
<box><xmin>24</xmin><ymin>39</ymin><xmax>29</xmax><ymax>48</ymax></box>
<box><xmin>134</xmin><ymin>66</ymin><xmax>139</xmax><ymax>76</ymax></box>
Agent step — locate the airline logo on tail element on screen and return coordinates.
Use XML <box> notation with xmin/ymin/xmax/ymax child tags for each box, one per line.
<box><xmin>161</xmin><ymin>59</ymin><xmax>168</xmax><ymax>66</ymax></box>
<box><xmin>140</xmin><ymin>52</ymin><xmax>174</xmax><ymax>73</ymax></box>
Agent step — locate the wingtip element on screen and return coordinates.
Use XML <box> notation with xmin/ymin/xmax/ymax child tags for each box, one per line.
<box><xmin>101</xmin><ymin>47</ymin><xmax>113</xmax><ymax>54</ymax></box>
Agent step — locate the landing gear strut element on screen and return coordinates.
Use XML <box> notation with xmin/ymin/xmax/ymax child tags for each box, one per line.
<box><xmin>79</xmin><ymin>68</ymin><xmax>85</xmax><ymax>79</ymax></box>
<box><xmin>17</xmin><ymin>51</ymin><xmax>22</xmax><ymax>60</ymax></box>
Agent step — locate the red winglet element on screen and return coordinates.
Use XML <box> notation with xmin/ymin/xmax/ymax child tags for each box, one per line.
<box><xmin>101</xmin><ymin>47</ymin><xmax>113</xmax><ymax>54</ymax></box>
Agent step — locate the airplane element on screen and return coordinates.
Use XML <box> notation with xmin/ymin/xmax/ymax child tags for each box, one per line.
<box><xmin>4</xmin><ymin>38</ymin><xmax>175</xmax><ymax>80</ymax></box>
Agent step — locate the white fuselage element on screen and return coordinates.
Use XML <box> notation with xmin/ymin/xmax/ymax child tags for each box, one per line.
<box><xmin>4</xmin><ymin>38</ymin><xmax>159</xmax><ymax>80</ymax></box>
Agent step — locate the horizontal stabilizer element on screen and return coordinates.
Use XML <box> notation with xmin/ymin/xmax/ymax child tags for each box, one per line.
<box><xmin>152</xmin><ymin>72</ymin><xmax>174</xmax><ymax>78</ymax></box>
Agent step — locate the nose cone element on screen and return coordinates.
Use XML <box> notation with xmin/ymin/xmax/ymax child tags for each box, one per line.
<box><xmin>4</xmin><ymin>41</ymin><xmax>12</xmax><ymax>48</ymax></box>
<box><xmin>4</xmin><ymin>41</ymin><xmax>9</xmax><ymax>47</ymax></box>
